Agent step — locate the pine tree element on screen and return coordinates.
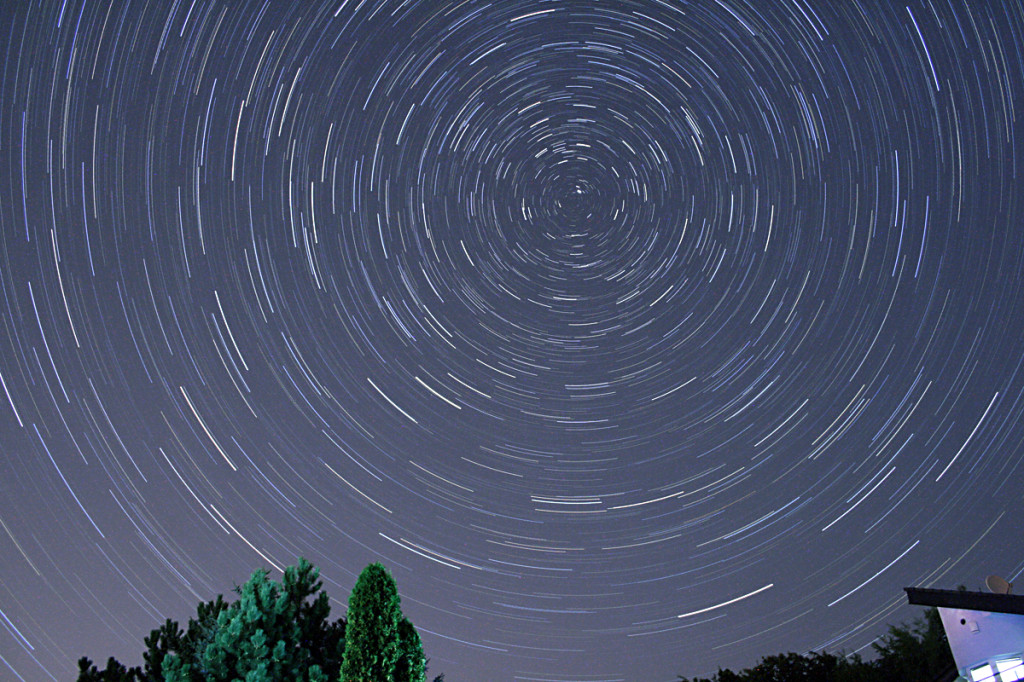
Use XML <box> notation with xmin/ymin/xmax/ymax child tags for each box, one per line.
<box><xmin>76</xmin><ymin>655</ymin><xmax>140</xmax><ymax>682</ymax></box>
<box><xmin>153</xmin><ymin>594</ymin><xmax>230</xmax><ymax>682</ymax></box>
<box><xmin>159</xmin><ymin>558</ymin><xmax>344</xmax><ymax>682</ymax></box>
<box><xmin>341</xmin><ymin>563</ymin><xmax>403</xmax><ymax>682</ymax></box>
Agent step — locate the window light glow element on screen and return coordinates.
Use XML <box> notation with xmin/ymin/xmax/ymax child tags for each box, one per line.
<box><xmin>996</xmin><ymin>658</ymin><xmax>1024</xmax><ymax>681</ymax></box>
<box><xmin>970</xmin><ymin>663</ymin><xmax>994</xmax><ymax>682</ymax></box>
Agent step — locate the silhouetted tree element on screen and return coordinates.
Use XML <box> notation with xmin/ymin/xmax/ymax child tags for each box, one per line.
<box><xmin>679</xmin><ymin>650</ymin><xmax>868</xmax><ymax>682</ymax></box>
<box><xmin>163</xmin><ymin>595</ymin><xmax>232</xmax><ymax>682</ymax></box>
<box><xmin>872</xmin><ymin>606</ymin><xmax>955</xmax><ymax>681</ymax></box>
<box><xmin>76</xmin><ymin>655</ymin><xmax>140</xmax><ymax>682</ymax></box>
<box><xmin>678</xmin><ymin>607</ymin><xmax>954</xmax><ymax>682</ymax></box>
<box><xmin>424</xmin><ymin>658</ymin><xmax>445</xmax><ymax>682</ymax></box>
<box><xmin>138</xmin><ymin>619</ymin><xmax>183</xmax><ymax>681</ymax></box>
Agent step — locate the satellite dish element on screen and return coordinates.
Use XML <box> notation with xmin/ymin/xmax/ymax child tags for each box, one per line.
<box><xmin>986</xmin><ymin>575</ymin><xmax>1013</xmax><ymax>595</ymax></box>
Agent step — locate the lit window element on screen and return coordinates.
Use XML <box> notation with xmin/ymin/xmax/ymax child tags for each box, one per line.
<box><xmin>970</xmin><ymin>664</ymin><xmax>994</xmax><ymax>681</ymax></box>
<box><xmin>996</xmin><ymin>658</ymin><xmax>1024</xmax><ymax>681</ymax></box>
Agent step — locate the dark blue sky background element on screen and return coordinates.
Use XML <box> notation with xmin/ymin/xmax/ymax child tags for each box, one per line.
<box><xmin>1</xmin><ymin>1</ymin><xmax>1023</xmax><ymax>680</ymax></box>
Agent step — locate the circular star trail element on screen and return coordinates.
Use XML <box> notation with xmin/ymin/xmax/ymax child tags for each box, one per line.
<box><xmin>1</xmin><ymin>1</ymin><xmax>1023</xmax><ymax>680</ymax></box>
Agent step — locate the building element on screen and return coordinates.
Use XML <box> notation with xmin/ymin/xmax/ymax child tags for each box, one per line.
<box><xmin>905</xmin><ymin>586</ymin><xmax>1024</xmax><ymax>682</ymax></box>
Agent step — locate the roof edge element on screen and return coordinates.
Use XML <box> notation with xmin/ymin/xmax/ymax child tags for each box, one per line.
<box><xmin>905</xmin><ymin>587</ymin><xmax>1024</xmax><ymax>616</ymax></box>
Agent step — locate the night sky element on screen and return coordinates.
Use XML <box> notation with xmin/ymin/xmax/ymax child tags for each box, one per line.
<box><xmin>1</xmin><ymin>1</ymin><xmax>1023</xmax><ymax>680</ymax></box>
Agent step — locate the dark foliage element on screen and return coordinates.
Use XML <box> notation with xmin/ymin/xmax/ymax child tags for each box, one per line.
<box><xmin>76</xmin><ymin>655</ymin><xmax>140</xmax><ymax>682</ymax></box>
<box><xmin>678</xmin><ymin>607</ymin><xmax>956</xmax><ymax>682</ymax></box>
<box><xmin>394</xmin><ymin>616</ymin><xmax>426</xmax><ymax>682</ymax></box>
<box><xmin>78</xmin><ymin>595</ymin><xmax>232</xmax><ymax>682</ymax></box>
<box><xmin>871</xmin><ymin>605</ymin><xmax>956</xmax><ymax>681</ymax></box>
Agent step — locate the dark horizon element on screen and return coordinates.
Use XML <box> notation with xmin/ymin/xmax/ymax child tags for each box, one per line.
<box><xmin>1</xmin><ymin>1</ymin><xmax>1023</xmax><ymax>680</ymax></box>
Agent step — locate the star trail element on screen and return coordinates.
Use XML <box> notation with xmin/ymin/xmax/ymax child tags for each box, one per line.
<box><xmin>1</xmin><ymin>1</ymin><xmax>1023</xmax><ymax>680</ymax></box>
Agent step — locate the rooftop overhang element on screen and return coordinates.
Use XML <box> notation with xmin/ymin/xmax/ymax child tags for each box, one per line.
<box><xmin>906</xmin><ymin>587</ymin><xmax>1024</xmax><ymax>616</ymax></box>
